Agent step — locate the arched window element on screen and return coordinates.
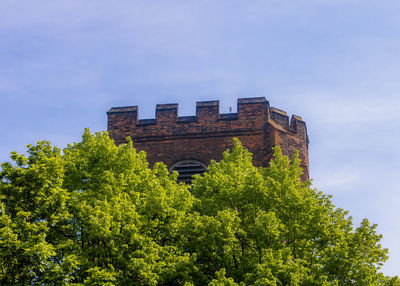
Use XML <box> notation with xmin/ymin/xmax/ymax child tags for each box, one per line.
<box><xmin>170</xmin><ymin>160</ymin><xmax>207</xmax><ymax>184</ymax></box>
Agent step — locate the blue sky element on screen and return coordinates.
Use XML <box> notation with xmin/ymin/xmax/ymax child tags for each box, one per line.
<box><xmin>1</xmin><ymin>0</ymin><xmax>400</xmax><ymax>276</ymax></box>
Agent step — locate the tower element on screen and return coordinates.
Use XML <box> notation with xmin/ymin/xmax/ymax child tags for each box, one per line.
<box><xmin>107</xmin><ymin>97</ymin><xmax>309</xmax><ymax>182</ymax></box>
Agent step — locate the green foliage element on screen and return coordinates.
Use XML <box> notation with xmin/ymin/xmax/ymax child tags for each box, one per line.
<box><xmin>0</xmin><ymin>131</ymin><xmax>397</xmax><ymax>285</ymax></box>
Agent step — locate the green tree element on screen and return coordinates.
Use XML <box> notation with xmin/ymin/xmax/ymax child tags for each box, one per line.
<box><xmin>0</xmin><ymin>130</ymin><xmax>194</xmax><ymax>285</ymax></box>
<box><xmin>190</xmin><ymin>139</ymin><xmax>398</xmax><ymax>285</ymax></box>
<box><xmin>0</xmin><ymin>131</ymin><xmax>398</xmax><ymax>285</ymax></box>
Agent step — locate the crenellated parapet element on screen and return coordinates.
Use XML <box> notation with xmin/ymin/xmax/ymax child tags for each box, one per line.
<box><xmin>108</xmin><ymin>98</ymin><xmax>305</xmax><ymax>139</ymax></box>
<box><xmin>107</xmin><ymin>97</ymin><xmax>309</xmax><ymax>180</ymax></box>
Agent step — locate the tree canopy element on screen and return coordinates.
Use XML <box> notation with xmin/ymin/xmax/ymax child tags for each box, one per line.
<box><xmin>0</xmin><ymin>129</ymin><xmax>398</xmax><ymax>285</ymax></box>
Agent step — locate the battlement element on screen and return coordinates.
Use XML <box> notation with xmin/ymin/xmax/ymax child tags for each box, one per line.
<box><xmin>107</xmin><ymin>97</ymin><xmax>309</xmax><ymax>180</ymax></box>
<box><xmin>107</xmin><ymin>97</ymin><xmax>305</xmax><ymax>137</ymax></box>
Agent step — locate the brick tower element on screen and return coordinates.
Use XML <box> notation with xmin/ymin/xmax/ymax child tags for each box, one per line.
<box><xmin>107</xmin><ymin>97</ymin><xmax>309</xmax><ymax>182</ymax></box>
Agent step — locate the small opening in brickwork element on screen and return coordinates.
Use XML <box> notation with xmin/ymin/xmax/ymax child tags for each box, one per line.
<box><xmin>170</xmin><ymin>160</ymin><xmax>207</xmax><ymax>184</ymax></box>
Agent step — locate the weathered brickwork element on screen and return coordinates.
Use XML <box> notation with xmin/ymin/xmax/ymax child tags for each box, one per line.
<box><xmin>107</xmin><ymin>97</ymin><xmax>309</xmax><ymax>180</ymax></box>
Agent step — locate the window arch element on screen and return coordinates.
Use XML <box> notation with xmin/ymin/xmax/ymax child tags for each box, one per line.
<box><xmin>169</xmin><ymin>160</ymin><xmax>207</xmax><ymax>183</ymax></box>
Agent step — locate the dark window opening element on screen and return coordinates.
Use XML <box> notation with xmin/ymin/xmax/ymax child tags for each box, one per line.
<box><xmin>170</xmin><ymin>160</ymin><xmax>207</xmax><ymax>184</ymax></box>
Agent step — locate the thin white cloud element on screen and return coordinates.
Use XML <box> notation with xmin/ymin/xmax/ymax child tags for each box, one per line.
<box><xmin>313</xmin><ymin>166</ymin><xmax>361</xmax><ymax>190</ymax></box>
<box><xmin>0</xmin><ymin>74</ymin><xmax>19</xmax><ymax>93</ymax></box>
<box><xmin>309</xmin><ymin>96</ymin><xmax>400</xmax><ymax>124</ymax></box>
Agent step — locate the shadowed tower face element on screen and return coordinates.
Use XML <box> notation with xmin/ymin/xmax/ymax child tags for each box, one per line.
<box><xmin>107</xmin><ymin>97</ymin><xmax>309</xmax><ymax>182</ymax></box>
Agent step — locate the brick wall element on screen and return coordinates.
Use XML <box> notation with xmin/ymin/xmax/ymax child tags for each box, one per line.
<box><xmin>107</xmin><ymin>97</ymin><xmax>309</xmax><ymax>180</ymax></box>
